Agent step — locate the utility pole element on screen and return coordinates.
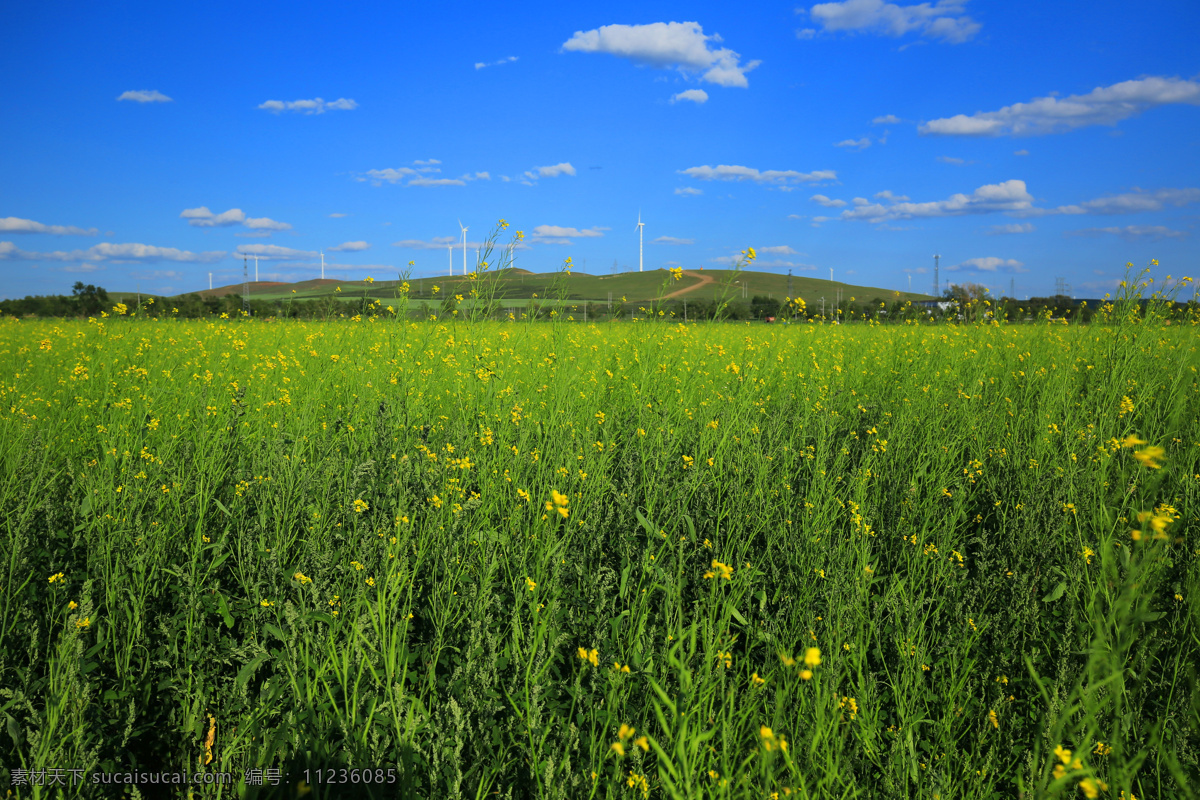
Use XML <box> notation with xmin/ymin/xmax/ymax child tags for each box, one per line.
<box><xmin>209</xmin><ymin>272</ymin><xmax>212</xmax><ymax>291</ymax></box>
<box><xmin>821</xmin><ymin>296</ymin><xmax>825</xmax><ymax>318</ymax></box>
<box><xmin>242</xmin><ymin>256</ymin><xmax>250</xmax><ymax>315</ymax></box>
<box><xmin>788</xmin><ymin>268</ymin><xmax>793</xmax><ymax>298</ymax></box>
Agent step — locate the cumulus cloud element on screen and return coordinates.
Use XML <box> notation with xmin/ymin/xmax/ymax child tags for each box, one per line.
<box><xmin>258</xmin><ymin>97</ymin><xmax>358</xmax><ymax>114</ymax></box>
<box><xmin>1067</xmin><ymin>225</ymin><xmax>1188</xmax><ymax>241</ymax></box>
<box><xmin>234</xmin><ymin>244</ymin><xmax>318</xmax><ymax>260</ymax></box>
<box><xmin>329</xmin><ymin>213</ymin><xmax>349</xmax><ymax>218</ymax></box>
<box><xmin>920</xmin><ymin>76</ymin><xmax>1200</xmax><ymax>136</ymax></box>
<box><xmin>810</xmin><ymin>194</ymin><xmax>847</xmax><ymax>208</ymax></box>
<box><xmin>948</xmin><ymin>257</ymin><xmax>1028</xmax><ymax>273</ymax></box>
<box><xmin>1050</xmin><ymin>187</ymin><xmax>1200</xmax><ymax>216</ymax></box>
<box><xmin>529</xmin><ymin>163</ymin><xmax>576</xmax><ymax>179</ymax></box>
<box><xmin>874</xmin><ymin>190</ymin><xmax>909</xmax><ymax>201</ymax></box>
<box><xmin>181</xmin><ymin>207</ymin><xmax>246</xmax><ymax>227</ymax></box>
<box><xmin>1014</xmin><ymin>149</ymin><xmax>1029</xmax><ymax>156</ymax></box>
<box><xmin>675</xmin><ymin>187</ymin><xmax>703</xmax><ymax>196</ymax></box>
<box><xmin>758</xmin><ymin>245</ymin><xmax>799</xmax><ymax>255</ymax></box>
<box><xmin>244</xmin><ymin>217</ymin><xmax>292</xmax><ymax>231</ymax></box>
<box><xmin>836</xmin><ymin>137</ymin><xmax>871</xmax><ymax>150</ymax></box>
<box><xmin>531</xmin><ymin>225</ymin><xmax>607</xmax><ymax>244</ymax></box>
<box><xmin>562</xmin><ymin>21</ymin><xmax>761</xmax><ymax>88</ymax></box>
<box><xmin>475</xmin><ymin>56</ymin><xmax>518</xmax><ymax>69</ymax></box>
<box><xmin>0</xmin><ymin>217</ymin><xmax>98</xmax><ymax>236</ymax></box>
<box><xmin>652</xmin><ymin>236</ymin><xmax>694</xmax><ymax>245</ymax></box>
<box><xmin>117</xmin><ymin>90</ymin><xmax>172</xmax><ymax>103</ymax></box>
<box><xmin>671</xmin><ymin>89</ymin><xmax>709</xmax><ymax>104</ymax></box>
<box><xmin>988</xmin><ymin>223</ymin><xmax>1035</xmax><ymax>234</ymax></box>
<box><xmin>329</xmin><ymin>241</ymin><xmax>371</xmax><ymax>252</ymax></box>
<box><xmin>872</xmin><ymin>114</ymin><xmax>901</xmax><ymax>124</ymax></box>
<box><xmin>362</xmin><ymin>160</ymin><xmax>484</xmax><ymax>187</ymax></box>
<box><xmin>679</xmin><ymin>164</ymin><xmax>836</xmax><ymax>185</ymax></box>
<box><xmin>0</xmin><ymin>240</ymin><xmax>224</xmax><ymax>263</ymax></box>
<box><xmin>408</xmin><ymin>177</ymin><xmax>467</xmax><ymax>187</ymax></box>
<box><xmin>805</xmin><ymin>0</ymin><xmax>981</xmax><ymax>43</ymax></box>
<box><xmin>841</xmin><ymin>179</ymin><xmax>1036</xmax><ymax>222</ymax></box>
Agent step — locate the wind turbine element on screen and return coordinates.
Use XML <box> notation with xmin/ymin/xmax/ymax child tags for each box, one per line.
<box><xmin>254</xmin><ymin>255</ymin><xmax>259</xmax><ymax>283</ymax></box>
<box><xmin>458</xmin><ymin>219</ymin><xmax>468</xmax><ymax>276</ymax></box>
<box><xmin>321</xmin><ymin>251</ymin><xmax>325</xmax><ymax>280</ymax></box>
<box><xmin>448</xmin><ymin>245</ymin><xmax>453</xmax><ymax>277</ymax></box>
<box><xmin>634</xmin><ymin>211</ymin><xmax>645</xmax><ymax>273</ymax></box>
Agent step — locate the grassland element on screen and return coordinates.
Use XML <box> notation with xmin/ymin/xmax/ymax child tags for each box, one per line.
<box><xmin>1</xmin><ymin>281</ymin><xmax>1198</xmax><ymax>799</ymax></box>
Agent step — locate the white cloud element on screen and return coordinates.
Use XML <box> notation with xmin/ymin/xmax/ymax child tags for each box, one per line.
<box><xmin>796</xmin><ymin>28</ymin><xmax>817</xmax><ymax>39</ymax></box>
<box><xmin>329</xmin><ymin>213</ymin><xmax>349</xmax><ymax>218</ymax></box>
<box><xmin>0</xmin><ymin>217</ymin><xmax>98</xmax><ymax>236</ymax></box>
<box><xmin>920</xmin><ymin>76</ymin><xmax>1200</xmax><ymax>136</ymax></box>
<box><xmin>530</xmin><ymin>162</ymin><xmax>576</xmax><ymax>178</ymax></box>
<box><xmin>679</xmin><ymin>164</ymin><xmax>836</xmax><ymax>185</ymax></box>
<box><xmin>234</xmin><ymin>231</ymin><xmax>271</xmax><ymax>238</ymax></box>
<box><xmin>561</xmin><ymin>21</ymin><xmax>761</xmax><ymax>88</ymax></box>
<box><xmin>787</xmin><ymin>214</ymin><xmax>806</xmax><ymax>220</ymax></box>
<box><xmin>363</xmin><ymin>160</ymin><xmax>483</xmax><ymax>187</ymax></box>
<box><xmin>949</xmin><ymin>257</ymin><xmax>1027</xmax><ymax>273</ymax></box>
<box><xmin>181</xmin><ymin>207</ymin><xmax>246</xmax><ymax>227</ymax></box>
<box><xmin>675</xmin><ymin>187</ymin><xmax>703</xmax><ymax>196</ymax></box>
<box><xmin>758</xmin><ymin>245</ymin><xmax>799</xmax><ymax>255</ymax></box>
<box><xmin>836</xmin><ymin>137</ymin><xmax>871</xmax><ymax>150</ymax></box>
<box><xmin>810</xmin><ymin>194</ymin><xmax>847</xmax><ymax>208</ymax></box>
<box><xmin>841</xmin><ymin>179</ymin><xmax>1035</xmax><ymax>222</ymax></box>
<box><xmin>117</xmin><ymin>90</ymin><xmax>172</xmax><ymax>103</ymax></box>
<box><xmin>235</xmin><ymin>244</ymin><xmax>318</xmax><ymax>260</ymax></box>
<box><xmin>806</xmin><ymin>0</ymin><xmax>981</xmax><ymax>43</ymax></box>
<box><xmin>258</xmin><ymin>97</ymin><xmax>358</xmax><ymax>114</ymax></box>
<box><xmin>671</xmin><ymin>89</ymin><xmax>709</xmax><ymax>104</ymax></box>
<box><xmin>872</xmin><ymin>114</ymin><xmax>901</xmax><ymax>124</ymax></box>
<box><xmin>408</xmin><ymin>177</ymin><xmax>467</xmax><ymax>187</ymax></box>
<box><xmin>1013</xmin><ymin>149</ymin><xmax>1029</xmax><ymax>156</ymax></box>
<box><xmin>937</xmin><ymin>155</ymin><xmax>967</xmax><ymax>165</ymax></box>
<box><xmin>0</xmin><ymin>240</ymin><xmax>223</xmax><ymax>263</ymax></box>
<box><xmin>1067</xmin><ymin>225</ymin><xmax>1188</xmax><ymax>241</ymax></box>
<box><xmin>874</xmin><ymin>190</ymin><xmax>909</xmax><ymax>201</ymax></box>
<box><xmin>244</xmin><ymin>217</ymin><xmax>292</xmax><ymax>231</ymax></box>
<box><xmin>531</xmin><ymin>225</ymin><xmax>606</xmax><ymax>244</ymax></box>
<box><xmin>329</xmin><ymin>241</ymin><xmax>371</xmax><ymax>252</ymax></box>
<box><xmin>652</xmin><ymin>236</ymin><xmax>694</xmax><ymax>245</ymax></box>
<box><xmin>63</xmin><ymin>263</ymin><xmax>103</xmax><ymax>273</ymax></box>
<box><xmin>988</xmin><ymin>222</ymin><xmax>1035</xmax><ymax>234</ymax></box>
<box><xmin>1052</xmin><ymin>187</ymin><xmax>1200</xmax><ymax>216</ymax></box>
<box><xmin>475</xmin><ymin>56</ymin><xmax>518</xmax><ymax>69</ymax></box>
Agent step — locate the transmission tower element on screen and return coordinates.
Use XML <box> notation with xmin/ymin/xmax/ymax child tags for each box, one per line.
<box><xmin>788</xmin><ymin>268</ymin><xmax>793</xmax><ymax>298</ymax></box>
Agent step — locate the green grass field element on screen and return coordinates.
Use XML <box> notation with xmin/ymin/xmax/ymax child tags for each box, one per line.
<box><xmin>1</xmin><ymin>283</ymin><xmax>1197</xmax><ymax>798</ymax></box>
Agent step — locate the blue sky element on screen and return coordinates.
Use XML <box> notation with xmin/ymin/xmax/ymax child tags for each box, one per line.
<box><xmin>2</xmin><ymin>0</ymin><xmax>1198</xmax><ymax>300</ymax></box>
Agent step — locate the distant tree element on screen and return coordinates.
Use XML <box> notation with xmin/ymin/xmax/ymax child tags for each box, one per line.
<box><xmin>71</xmin><ymin>282</ymin><xmax>109</xmax><ymax>315</ymax></box>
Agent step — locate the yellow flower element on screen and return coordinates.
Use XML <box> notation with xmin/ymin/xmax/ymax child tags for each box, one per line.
<box><xmin>1133</xmin><ymin>445</ymin><xmax>1165</xmax><ymax>470</ymax></box>
<box><xmin>366</xmin><ymin>576</ymin><xmax>375</xmax><ymax>587</ymax></box>
<box><xmin>48</xmin><ymin>572</ymin><xmax>65</xmax><ymax>584</ymax></box>
<box><xmin>751</xmin><ymin>672</ymin><xmax>765</xmax><ymax>686</ymax></box>
<box><xmin>68</xmin><ymin>600</ymin><xmax>78</xmax><ymax>610</ymax></box>
<box><xmin>634</xmin><ymin>736</ymin><xmax>649</xmax><ymax>752</ymax></box>
<box><xmin>364</xmin><ymin>276</ymin><xmax>374</xmax><ymax>283</ymax></box>
<box><xmin>760</xmin><ymin>726</ymin><xmax>777</xmax><ymax>750</ymax></box>
<box><xmin>293</xmin><ymin>571</ymin><xmax>312</xmax><ymax>585</ymax></box>
<box><xmin>76</xmin><ymin>617</ymin><xmax>90</xmax><ymax>629</ymax></box>
<box><xmin>1079</xmin><ymin>778</ymin><xmax>1099</xmax><ymax>799</ymax></box>
<box><xmin>703</xmin><ymin>560</ymin><xmax>733</xmax><ymax>580</ymax></box>
<box><xmin>525</xmin><ymin>577</ymin><xmax>537</xmax><ymax>591</ymax></box>
<box><xmin>610</xmin><ymin>742</ymin><xmax>625</xmax><ymax>757</ymax></box>
<box><xmin>618</xmin><ymin>723</ymin><xmax>635</xmax><ymax>740</ymax></box>
<box><xmin>804</xmin><ymin>647</ymin><xmax>821</xmax><ymax>668</ymax></box>
<box><xmin>352</xmin><ymin>498</ymin><xmax>369</xmax><ymax>513</ymax></box>
<box><xmin>799</xmin><ymin>669</ymin><xmax>813</xmax><ymax>680</ymax></box>
<box><xmin>1119</xmin><ymin>396</ymin><xmax>1134</xmax><ymax>416</ymax></box>
<box><xmin>1054</xmin><ymin>745</ymin><xmax>1072</xmax><ymax>765</ymax></box>
<box><xmin>1121</xmin><ymin>434</ymin><xmax>1147</xmax><ymax>448</ymax></box>
<box><xmin>988</xmin><ymin>709</ymin><xmax>999</xmax><ymax>729</ymax></box>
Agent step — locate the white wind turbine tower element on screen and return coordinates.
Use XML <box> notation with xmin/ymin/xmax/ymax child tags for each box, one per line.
<box><xmin>321</xmin><ymin>251</ymin><xmax>325</xmax><ymax>280</ymax></box>
<box><xmin>635</xmin><ymin>211</ymin><xmax>645</xmax><ymax>273</ymax></box>
<box><xmin>458</xmin><ymin>219</ymin><xmax>469</xmax><ymax>276</ymax></box>
<box><xmin>447</xmin><ymin>245</ymin><xmax>453</xmax><ymax>277</ymax></box>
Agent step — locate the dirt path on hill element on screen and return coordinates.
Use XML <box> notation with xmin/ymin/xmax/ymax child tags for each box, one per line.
<box><xmin>662</xmin><ymin>270</ymin><xmax>716</xmax><ymax>300</ymax></box>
